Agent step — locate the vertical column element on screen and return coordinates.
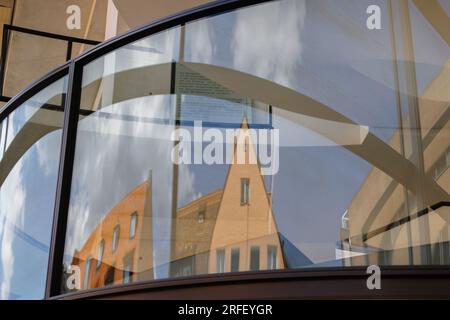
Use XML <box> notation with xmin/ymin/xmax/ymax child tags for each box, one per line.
<box><xmin>390</xmin><ymin>0</ymin><xmax>430</xmax><ymax>264</ymax></box>
<box><xmin>169</xmin><ymin>23</ymin><xmax>185</xmax><ymax>277</ymax></box>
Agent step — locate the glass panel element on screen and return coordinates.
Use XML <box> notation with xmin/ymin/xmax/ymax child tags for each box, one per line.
<box><xmin>61</xmin><ymin>0</ymin><xmax>450</xmax><ymax>294</ymax></box>
<box><xmin>0</xmin><ymin>75</ymin><xmax>67</xmax><ymax>299</ymax></box>
<box><xmin>62</xmin><ymin>27</ymin><xmax>181</xmax><ymax>293</ymax></box>
<box><xmin>180</xmin><ymin>0</ymin><xmax>450</xmax><ymax>269</ymax></box>
<box><xmin>407</xmin><ymin>0</ymin><xmax>450</xmax><ymax>264</ymax></box>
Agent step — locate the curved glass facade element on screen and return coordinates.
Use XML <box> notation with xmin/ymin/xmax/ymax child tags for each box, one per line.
<box><xmin>0</xmin><ymin>75</ymin><xmax>67</xmax><ymax>299</ymax></box>
<box><xmin>0</xmin><ymin>0</ymin><xmax>450</xmax><ymax>298</ymax></box>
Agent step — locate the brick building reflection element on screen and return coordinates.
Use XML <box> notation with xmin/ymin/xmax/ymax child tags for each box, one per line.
<box><xmin>71</xmin><ymin>119</ymin><xmax>311</xmax><ymax>289</ymax></box>
<box><xmin>71</xmin><ymin>179</ymin><xmax>153</xmax><ymax>289</ymax></box>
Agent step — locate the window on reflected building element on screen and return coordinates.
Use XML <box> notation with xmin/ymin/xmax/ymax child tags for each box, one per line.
<box><xmin>216</xmin><ymin>249</ymin><xmax>225</xmax><ymax>273</ymax></box>
<box><xmin>198</xmin><ymin>210</ymin><xmax>205</xmax><ymax>224</ymax></box>
<box><xmin>231</xmin><ymin>248</ymin><xmax>240</xmax><ymax>272</ymax></box>
<box><xmin>112</xmin><ymin>225</ymin><xmax>120</xmax><ymax>253</ymax></box>
<box><xmin>267</xmin><ymin>245</ymin><xmax>277</xmax><ymax>270</ymax></box>
<box><xmin>83</xmin><ymin>257</ymin><xmax>92</xmax><ymax>289</ymax></box>
<box><xmin>123</xmin><ymin>253</ymin><xmax>134</xmax><ymax>284</ymax></box>
<box><xmin>104</xmin><ymin>265</ymin><xmax>115</xmax><ymax>286</ymax></box>
<box><xmin>97</xmin><ymin>240</ymin><xmax>105</xmax><ymax>270</ymax></box>
<box><xmin>240</xmin><ymin>178</ymin><xmax>250</xmax><ymax>205</ymax></box>
<box><xmin>250</xmin><ymin>246</ymin><xmax>260</xmax><ymax>271</ymax></box>
<box><xmin>129</xmin><ymin>212</ymin><xmax>137</xmax><ymax>239</ymax></box>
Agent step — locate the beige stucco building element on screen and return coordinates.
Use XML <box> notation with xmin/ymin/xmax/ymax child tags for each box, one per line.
<box><xmin>0</xmin><ymin>0</ymin><xmax>212</xmax><ymax>103</ymax></box>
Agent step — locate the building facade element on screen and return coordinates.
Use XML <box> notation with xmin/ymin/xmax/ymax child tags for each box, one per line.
<box><xmin>75</xmin><ymin>119</ymin><xmax>291</xmax><ymax>288</ymax></box>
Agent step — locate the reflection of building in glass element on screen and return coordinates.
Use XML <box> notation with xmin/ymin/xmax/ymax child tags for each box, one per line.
<box><xmin>4</xmin><ymin>0</ymin><xmax>450</xmax><ymax>300</ymax></box>
<box><xmin>338</xmin><ymin>52</ymin><xmax>450</xmax><ymax>265</ymax></box>
<box><xmin>171</xmin><ymin>189</ymin><xmax>223</xmax><ymax>277</ymax></box>
<box><xmin>71</xmin><ymin>176</ymin><xmax>153</xmax><ymax>289</ymax></box>
<box><xmin>205</xmin><ymin>119</ymin><xmax>285</xmax><ymax>274</ymax></box>
<box><xmin>171</xmin><ymin>119</ymin><xmax>287</xmax><ymax>276</ymax></box>
<box><xmin>73</xmin><ymin>119</ymin><xmax>312</xmax><ymax>286</ymax></box>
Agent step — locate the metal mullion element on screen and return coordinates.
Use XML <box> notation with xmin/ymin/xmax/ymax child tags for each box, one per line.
<box><xmin>45</xmin><ymin>60</ymin><xmax>84</xmax><ymax>298</ymax></box>
<box><xmin>66</xmin><ymin>41</ymin><xmax>73</xmax><ymax>62</ymax></box>
<box><xmin>388</xmin><ymin>0</ymin><xmax>414</xmax><ymax>265</ymax></box>
<box><xmin>0</xmin><ymin>26</ymin><xmax>10</xmax><ymax>96</ymax></box>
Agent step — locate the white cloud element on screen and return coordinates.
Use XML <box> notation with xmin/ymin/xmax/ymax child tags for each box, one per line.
<box><xmin>231</xmin><ymin>0</ymin><xmax>306</xmax><ymax>89</ymax></box>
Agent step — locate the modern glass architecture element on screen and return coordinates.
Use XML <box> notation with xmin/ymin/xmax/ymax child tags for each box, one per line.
<box><xmin>1</xmin><ymin>0</ymin><xmax>450</xmax><ymax>299</ymax></box>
